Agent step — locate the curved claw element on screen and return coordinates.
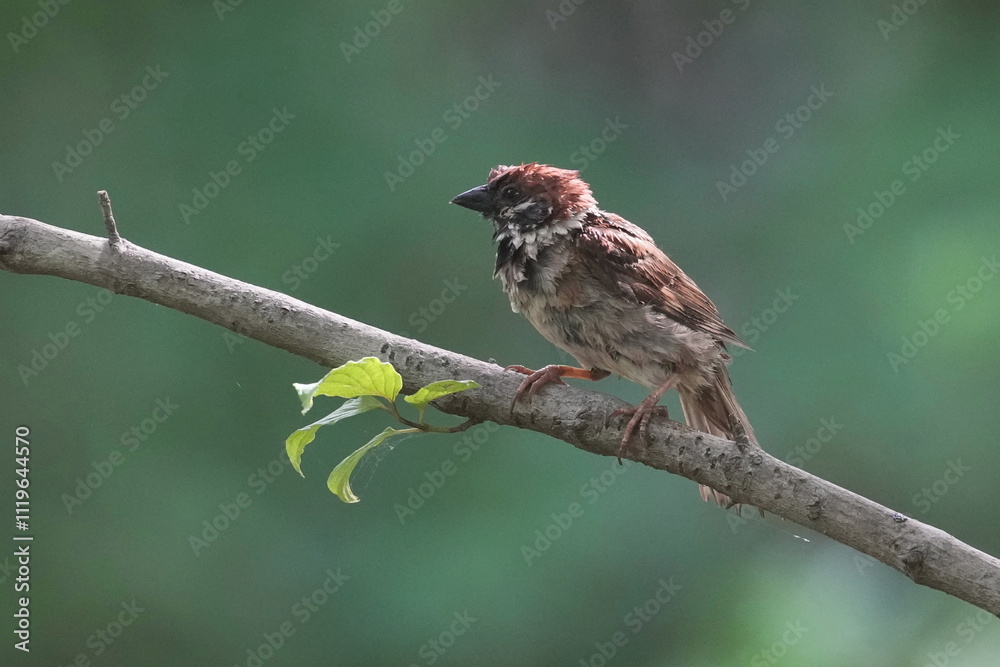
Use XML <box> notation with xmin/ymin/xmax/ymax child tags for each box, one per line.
<box><xmin>609</xmin><ymin>404</ymin><xmax>670</xmax><ymax>463</ymax></box>
<box><xmin>506</xmin><ymin>365</ymin><xmax>568</xmax><ymax>415</ymax></box>
<box><xmin>605</xmin><ymin>375</ymin><xmax>678</xmax><ymax>463</ymax></box>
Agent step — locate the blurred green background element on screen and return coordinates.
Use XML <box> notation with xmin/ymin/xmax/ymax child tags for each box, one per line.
<box><xmin>2</xmin><ymin>1</ymin><xmax>1000</xmax><ymax>665</ymax></box>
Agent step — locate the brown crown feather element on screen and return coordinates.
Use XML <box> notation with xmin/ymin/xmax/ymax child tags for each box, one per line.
<box><xmin>487</xmin><ymin>163</ymin><xmax>598</xmax><ymax>222</ymax></box>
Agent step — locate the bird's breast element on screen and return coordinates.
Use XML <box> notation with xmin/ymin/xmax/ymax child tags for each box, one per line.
<box><xmin>496</xmin><ymin>237</ymin><xmax>575</xmax><ymax>311</ymax></box>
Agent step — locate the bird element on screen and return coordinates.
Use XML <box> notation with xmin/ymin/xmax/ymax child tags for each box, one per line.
<box><xmin>450</xmin><ymin>163</ymin><xmax>756</xmax><ymax>506</ymax></box>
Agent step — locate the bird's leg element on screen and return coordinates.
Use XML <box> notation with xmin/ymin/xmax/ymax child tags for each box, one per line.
<box><xmin>608</xmin><ymin>375</ymin><xmax>678</xmax><ymax>462</ymax></box>
<box><xmin>505</xmin><ymin>365</ymin><xmax>610</xmax><ymax>414</ymax></box>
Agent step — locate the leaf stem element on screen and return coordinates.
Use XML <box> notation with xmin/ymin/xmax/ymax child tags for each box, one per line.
<box><xmin>384</xmin><ymin>400</ymin><xmax>480</xmax><ymax>433</ymax></box>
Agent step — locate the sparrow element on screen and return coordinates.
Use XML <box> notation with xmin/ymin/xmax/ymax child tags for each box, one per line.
<box><xmin>450</xmin><ymin>163</ymin><xmax>756</xmax><ymax>506</ymax></box>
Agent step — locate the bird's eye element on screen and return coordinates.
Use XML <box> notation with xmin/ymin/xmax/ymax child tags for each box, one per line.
<box><xmin>501</xmin><ymin>186</ymin><xmax>520</xmax><ymax>201</ymax></box>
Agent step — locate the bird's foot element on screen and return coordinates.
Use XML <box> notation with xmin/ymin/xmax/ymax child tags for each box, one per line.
<box><xmin>607</xmin><ymin>402</ymin><xmax>670</xmax><ymax>463</ymax></box>
<box><xmin>504</xmin><ymin>365</ymin><xmax>568</xmax><ymax>415</ymax></box>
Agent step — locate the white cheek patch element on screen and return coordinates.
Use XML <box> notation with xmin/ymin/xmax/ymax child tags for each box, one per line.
<box><xmin>502</xmin><ymin>224</ymin><xmax>524</xmax><ymax>248</ymax></box>
<box><xmin>495</xmin><ymin>209</ymin><xmax>592</xmax><ymax>262</ymax></box>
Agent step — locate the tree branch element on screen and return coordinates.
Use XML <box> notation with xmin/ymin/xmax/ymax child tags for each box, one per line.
<box><xmin>2</xmin><ymin>210</ymin><xmax>998</xmax><ymax>616</ymax></box>
<box><xmin>96</xmin><ymin>190</ymin><xmax>122</xmax><ymax>248</ymax></box>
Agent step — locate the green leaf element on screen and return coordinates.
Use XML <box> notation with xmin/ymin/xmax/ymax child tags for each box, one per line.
<box><xmin>285</xmin><ymin>396</ymin><xmax>384</xmax><ymax>477</ymax></box>
<box><xmin>403</xmin><ymin>380</ymin><xmax>479</xmax><ymax>409</ymax></box>
<box><xmin>327</xmin><ymin>427</ymin><xmax>408</xmax><ymax>503</ymax></box>
<box><xmin>293</xmin><ymin>357</ymin><xmax>402</xmax><ymax>414</ymax></box>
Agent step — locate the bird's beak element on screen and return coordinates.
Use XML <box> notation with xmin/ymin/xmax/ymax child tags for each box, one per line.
<box><xmin>450</xmin><ymin>185</ymin><xmax>492</xmax><ymax>213</ymax></box>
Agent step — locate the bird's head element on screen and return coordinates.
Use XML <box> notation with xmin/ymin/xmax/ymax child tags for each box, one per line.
<box><xmin>450</xmin><ymin>163</ymin><xmax>597</xmax><ymax>234</ymax></box>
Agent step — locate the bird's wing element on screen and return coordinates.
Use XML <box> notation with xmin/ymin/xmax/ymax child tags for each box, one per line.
<box><xmin>574</xmin><ymin>212</ymin><xmax>748</xmax><ymax>348</ymax></box>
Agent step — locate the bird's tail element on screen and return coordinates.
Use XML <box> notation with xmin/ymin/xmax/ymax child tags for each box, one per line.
<box><xmin>678</xmin><ymin>366</ymin><xmax>756</xmax><ymax>507</ymax></box>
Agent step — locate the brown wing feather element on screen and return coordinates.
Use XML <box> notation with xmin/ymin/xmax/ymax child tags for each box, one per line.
<box><xmin>574</xmin><ymin>212</ymin><xmax>748</xmax><ymax>348</ymax></box>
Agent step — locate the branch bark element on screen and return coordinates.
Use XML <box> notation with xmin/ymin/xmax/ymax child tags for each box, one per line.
<box><xmin>2</xmin><ymin>211</ymin><xmax>998</xmax><ymax>616</ymax></box>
